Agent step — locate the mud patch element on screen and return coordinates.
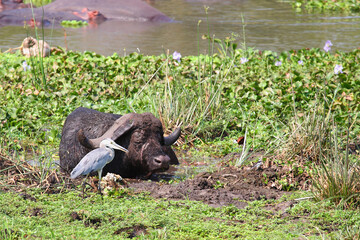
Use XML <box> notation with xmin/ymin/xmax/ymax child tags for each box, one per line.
<box><xmin>30</xmin><ymin>207</ymin><xmax>43</xmax><ymax>217</ymax></box>
<box><xmin>84</xmin><ymin>217</ymin><xmax>102</xmax><ymax>228</ymax></box>
<box><xmin>19</xmin><ymin>193</ymin><xmax>37</xmax><ymax>202</ymax></box>
<box><xmin>113</xmin><ymin>224</ymin><xmax>148</xmax><ymax>238</ymax></box>
<box><xmin>70</xmin><ymin>211</ymin><xmax>82</xmax><ymax>221</ymax></box>
<box><xmin>69</xmin><ymin>211</ymin><xmax>102</xmax><ymax>228</ymax></box>
<box><xmin>128</xmin><ymin>165</ymin><xmax>307</xmax><ymax>208</ymax></box>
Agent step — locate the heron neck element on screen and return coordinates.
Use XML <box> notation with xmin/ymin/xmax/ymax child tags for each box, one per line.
<box><xmin>106</xmin><ymin>147</ymin><xmax>115</xmax><ymax>163</ymax></box>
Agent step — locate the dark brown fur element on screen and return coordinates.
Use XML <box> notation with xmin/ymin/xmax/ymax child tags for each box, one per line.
<box><xmin>59</xmin><ymin>107</ymin><xmax>180</xmax><ymax>178</ymax></box>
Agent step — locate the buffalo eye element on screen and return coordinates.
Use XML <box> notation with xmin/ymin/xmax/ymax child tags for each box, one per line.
<box><xmin>158</xmin><ymin>133</ymin><xmax>165</xmax><ymax>145</ymax></box>
<box><xmin>132</xmin><ymin>130</ymin><xmax>143</xmax><ymax>143</ymax></box>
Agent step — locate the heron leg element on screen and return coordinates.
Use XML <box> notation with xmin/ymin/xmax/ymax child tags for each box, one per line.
<box><xmin>97</xmin><ymin>169</ymin><xmax>103</xmax><ymax>196</ymax></box>
<box><xmin>81</xmin><ymin>174</ymin><xmax>89</xmax><ymax>199</ymax></box>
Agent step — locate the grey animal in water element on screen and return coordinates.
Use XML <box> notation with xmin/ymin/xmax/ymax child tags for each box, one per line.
<box><xmin>0</xmin><ymin>0</ymin><xmax>173</xmax><ymax>27</ymax></box>
<box><xmin>71</xmin><ymin>138</ymin><xmax>128</xmax><ymax>195</ymax></box>
<box><xmin>59</xmin><ymin>107</ymin><xmax>181</xmax><ymax>178</ymax></box>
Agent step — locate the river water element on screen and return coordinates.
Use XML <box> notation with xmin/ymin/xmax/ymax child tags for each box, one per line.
<box><xmin>0</xmin><ymin>0</ymin><xmax>359</xmax><ymax>56</ymax></box>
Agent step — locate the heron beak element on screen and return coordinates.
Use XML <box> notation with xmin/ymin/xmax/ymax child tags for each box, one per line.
<box><xmin>110</xmin><ymin>142</ymin><xmax>128</xmax><ymax>153</ymax></box>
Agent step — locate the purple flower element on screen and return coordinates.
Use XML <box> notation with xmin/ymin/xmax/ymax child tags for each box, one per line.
<box><xmin>240</xmin><ymin>57</ymin><xmax>248</xmax><ymax>64</ymax></box>
<box><xmin>22</xmin><ymin>61</ymin><xmax>31</xmax><ymax>72</ymax></box>
<box><xmin>334</xmin><ymin>64</ymin><xmax>343</xmax><ymax>74</ymax></box>
<box><xmin>323</xmin><ymin>40</ymin><xmax>333</xmax><ymax>52</ymax></box>
<box><xmin>173</xmin><ymin>51</ymin><xmax>181</xmax><ymax>62</ymax></box>
<box><xmin>275</xmin><ymin>61</ymin><xmax>282</xmax><ymax>66</ymax></box>
<box><xmin>298</xmin><ymin>60</ymin><xmax>304</xmax><ymax>65</ymax></box>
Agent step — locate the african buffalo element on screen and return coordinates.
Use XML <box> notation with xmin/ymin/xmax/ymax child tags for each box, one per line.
<box><xmin>59</xmin><ymin>107</ymin><xmax>181</xmax><ymax>178</ymax></box>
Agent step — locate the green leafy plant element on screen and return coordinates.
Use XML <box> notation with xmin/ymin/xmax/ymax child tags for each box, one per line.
<box><xmin>213</xmin><ymin>180</ymin><xmax>224</xmax><ymax>189</ymax></box>
<box><xmin>24</xmin><ymin>0</ymin><xmax>52</xmax><ymax>7</ymax></box>
<box><xmin>61</xmin><ymin>20</ymin><xmax>88</xmax><ymax>28</ymax></box>
<box><xmin>292</xmin><ymin>0</ymin><xmax>360</xmax><ymax>12</ymax></box>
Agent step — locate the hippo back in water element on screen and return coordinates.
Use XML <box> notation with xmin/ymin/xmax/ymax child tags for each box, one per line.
<box><xmin>0</xmin><ymin>0</ymin><xmax>173</xmax><ymax>27</ymax></box>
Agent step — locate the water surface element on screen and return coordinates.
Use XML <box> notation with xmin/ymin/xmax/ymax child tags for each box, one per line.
<box><xmin>0</xmin><ymin>0</ymin><xmax>359</xmax><ymax>56</ymax></box>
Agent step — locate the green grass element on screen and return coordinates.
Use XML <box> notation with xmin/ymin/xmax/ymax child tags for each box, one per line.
<box><xmin>0</xmin><ymin>189</ymin><xmax>359</xmax><ymax>239</ymax></box>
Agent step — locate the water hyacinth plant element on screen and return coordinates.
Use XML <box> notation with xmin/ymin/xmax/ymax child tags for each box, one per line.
<box><xmin>60</xmin><ymin>20</ymin><xmax>88</xmax><ymax>28</ymax></box>
<box><xmin>240</xmin><ymin>57</ymin><xmax>248</xmax><ymax>64</ymax></box>
<box><xmin>0</xmin><ymin>46</ymin><xmax>358</xmax><ymax>149</ymax></box>
<box><xmin>323</xmin><ymin>40</ymin><xmax>333</xmax><ymax>52</ymax></box>
<box><xmin>334</xmin><ymin>64</ymin><xmax>343</xmax><ymax>74</ymax></box>
<box><xmin>292</xmin><ymin>0</ymin><xmax>360</xmax><ymax>13</ymax></box>
<box><xmin>172</xmin><ymin>51</ymin><xmax>181</xmax><ymax>62</ymax></box>
<box><xmin>22</xmin><ymin>61</ymin><xmax>31</xmax><ymax>72</ymax></box>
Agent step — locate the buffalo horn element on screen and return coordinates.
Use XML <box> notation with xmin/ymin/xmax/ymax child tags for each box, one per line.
<box><xmin>164</xmin><ymin>127</ymin><xmax>181</xmax><ymax>146</ymax></box>
<box><xmin>78</xmin><ymin>113</ymin><xmax>136</xmax><ymax>148</ymax></box>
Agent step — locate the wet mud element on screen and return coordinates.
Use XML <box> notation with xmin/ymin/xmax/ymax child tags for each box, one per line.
<box><xmin>1</xmin><ymin>151</ymin><xmax>311</xmax><ymax>209</ymax></box>
<box><xmin>128</xmin><ymin>161</ymin><xmax>311</xmax><ymax>208</ymax></box>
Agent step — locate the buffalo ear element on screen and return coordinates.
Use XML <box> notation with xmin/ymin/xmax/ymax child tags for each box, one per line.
<box><xmin>78</xmin><ymin>113</ymin><xmax>136</xmax><ymax>148</ymax></box>
<box><xmin>111</xmin><ymin>119</ymin><xmax>135</xmax><ymax>141</ymax></box>
<box><xmin>164</xmin><ymin>127</ymin><xmax>181</xmax><ymax>146</ymax></box>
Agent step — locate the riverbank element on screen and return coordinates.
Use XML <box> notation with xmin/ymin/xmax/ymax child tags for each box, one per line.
<box><xmin>0</xmin><ymin>46</ymin><xmax>359</xmax><ymax>238</ymax></box>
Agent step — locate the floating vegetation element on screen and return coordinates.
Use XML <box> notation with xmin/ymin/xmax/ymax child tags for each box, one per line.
<box><xmin>61</xmin><ymin>20</ymin><xmax>88</xmax><ymax>28</ymax></box>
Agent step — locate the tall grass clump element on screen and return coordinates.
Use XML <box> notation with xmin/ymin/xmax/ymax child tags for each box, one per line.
<box><xmin>276</xmin><ymin>101</ymin><xmax>334</xmax><ymax>165</ymax></box>
<box><xmin>130</xmin><ymin>51</ymin><xmax>235</xmax><ymax>143</ymax></box>
<box><xmin>278</xmin><ymin>86</ymin><xmax>360</xmax><ymax>207</ymax></box>
<box><xmin>311</xmin><ymin>112</ymin><xmax>360</xmax><ymax>207</ymax></box>
<box><xmin>138</xmin><ymin>10</ymin><xmax>243</xmax><ymax>142</ymax></box>
<box><xmin>26</xmin><ymin>0</ymin><xmax>53</xmax><ymax>89</ymax></box>
<box><xmin>129</xmin><ymin>20</ymin><xmax>242</xmax><ymax>142</ymax></box>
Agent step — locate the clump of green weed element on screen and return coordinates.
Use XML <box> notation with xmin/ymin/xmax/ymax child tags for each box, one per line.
<box><xmin>278</xmin><ymin>99</ymin><xmax>360</xmax><ymax>206</ymax></box>
<box><xmin>61</xmin><ymin>20</ymin><xmax>88</xmax><ymax>28</ymax></box>
<box><xmin>276</xmin><ymin>103</ymin><xmax>332</xmax><ymax>166</ymax></box>
<box><xmin>311</xmin><ymin>116</ymin><xmax>360</xmax><ymax>207</ymax></box>
<box><xmin>23</xmin><ymin>0</ymin><xmax>52</xmax><ymax>7</ymax></box>
<box><xmin>292</xmin><ymin>0</ymin><xmax>360</xmax><ymax>13</ymax></box>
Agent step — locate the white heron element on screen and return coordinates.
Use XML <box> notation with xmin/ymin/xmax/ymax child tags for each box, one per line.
<box><xmin>71</xmin><ymin>138</ymin><xmax>128</xmax><ymax>196</ymax></box>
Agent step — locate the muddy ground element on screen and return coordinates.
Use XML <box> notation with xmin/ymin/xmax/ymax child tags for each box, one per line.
<box><xmin>0</xmin><ymin>151</ymin><xmax>311</xmax><ymax>209</ymax></box>
<box><xmin>125</xmin><ymin>153</ymin><xmax>311</xmax><ymax>209</ymax></box>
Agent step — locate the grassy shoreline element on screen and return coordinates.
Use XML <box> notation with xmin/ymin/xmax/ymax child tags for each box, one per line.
<box><xmin>0</xmin><ymin>45</ymin><xmax>359</xmax><ymax>238</ymax></box>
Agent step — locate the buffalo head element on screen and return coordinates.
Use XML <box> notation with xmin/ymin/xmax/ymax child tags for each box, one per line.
<box><xmin>59</xmin><ymin>107</ymin><xmax>181</xmax><ymax>178</ymax></box>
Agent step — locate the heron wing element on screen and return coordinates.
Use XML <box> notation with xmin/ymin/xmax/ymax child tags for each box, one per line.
<box><xmin>70</xmin><ymin>148</ymin><xmax>112</xmax><ymax>179</ymax></box>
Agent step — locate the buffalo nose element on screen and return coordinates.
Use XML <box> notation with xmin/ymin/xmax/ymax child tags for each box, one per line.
<box><xmin>153</xmin><ymin>155</ymin><xmax>170</xmax><ymax>169</ymax></box>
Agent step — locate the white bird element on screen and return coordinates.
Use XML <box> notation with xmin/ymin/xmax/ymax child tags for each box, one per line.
<box><xmin>71</xmin><ymin>138</ymin><xmax>128</xmax><ymax>196</ymax></box>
